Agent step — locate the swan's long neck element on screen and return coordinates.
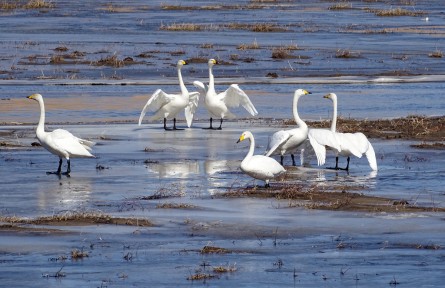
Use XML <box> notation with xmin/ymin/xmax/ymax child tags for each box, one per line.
<box><xmin>293</xmin><ymin>94</ymin><xmax>307</xmax><ymax>129</ymax></box>
<box><xmin>245</xmin><ymin>135</ymin><xmax>255</xmax><ymax>161</ymax></box>
<box><xmin>208</xmin><ymin>65</ymin><xmax>215</xmax><ymax>93</ymax></box>
<box><xmin>36</xmin><ymin>97</ymin><xmax>46</xmax><ymax>136</ymax></box>
<box><xmin>330</xmin><ymin>96</ymin><xmax>337</xmax><ymax>132</ymax></box>
<box><xmin>177</xmin><ymin>66</ymin><xmax>188</xmax><ymax>96</ymax></box>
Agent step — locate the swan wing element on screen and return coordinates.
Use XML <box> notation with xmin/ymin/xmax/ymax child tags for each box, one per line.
<box><xmin>307</xmin><ymin>129</ymin><xmax>341</xmax><ymax>166</ymax></box>
<box><xmin>365</xmin><ymin>140</ymin><xmax>378</xmax><ymax>171</ymax></box>
<box><xmin>300</xmin><ymin>139</ymin><xmax>315</xmax><ymax>166</ymax></box>
<box><xmin>192</xmin><ymin>80</ymin><xmax>208</xmax><ymax>98</ymax></box>
<box><xmin>184</xmin><ymin>91</ymin><xmax>200</xmax><ymax>128</ymax></box>
<box><xmin>221</xmin><ymin>84</ymin><xmax>258</xmax><ymax>116</ymax></box>
<box><xmin>337</xmin><ymin>133</ymin><xmax>364</xmax><ymax>158</ymax></box>
<box><xmin>138</xmin><ymin>89</ymin><xmax>175</xmax><ymax>125</ymax></box>
<box><xmin>245</xmin><ymin>155</ymin><xmax>286</xmax><ymax>177</ymax></box>
<box><xmin>265</xmin><ymin>130</ymin><xmax>290</xmax><ymax>156</ymax></box>
<box><xmin>50</xmin><ymin>129</ymin><xmax>94</xmax><ymax>157</ymax></box>
<box><xmin>307</xmin><ymin>132</ymin><xmax>327</xmax><ymax>166</ymax></box>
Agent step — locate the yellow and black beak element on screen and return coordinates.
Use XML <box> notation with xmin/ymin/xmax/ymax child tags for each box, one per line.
<box><xmin>236</xmin><ymin>134</ymin><xmax>245</xmax><ymax>143</ymax></box>
<box><xmin>304</xmin><ymin>90</ymin><xmax>312</xmax><ymax>95</ymax></box>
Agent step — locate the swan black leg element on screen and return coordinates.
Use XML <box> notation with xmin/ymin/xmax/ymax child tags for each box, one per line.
<box><xmin>345</xmin><ymin>157</ymin><xmax>350</xmax><ymax>171</ymax></box>
<box><xmin>265</xmin><ymin>181</ymin><xmax>270</xmax><ymax>188</ymax></box>
<box><xmin>280</xmin><ymin>155</ymin><xmax>284</xmax><ymax>166</ymax></box>
<box><xmin>291</xmin><ymin>154</ymin><xmax>296</xmax><ymax>166</ymax></box>
<box><xmin>173</xmin><ymin>118</ymin><xmax>184</xmax><ymax>130</ymax></box>
<box><xmin>335</xmin><ymin>156</ymin><xmax>340</xmax><ymax>170</ymax></box>
<box><xmin>62</xmin><ymin>159</ymin><xmax>71</xmax><ymax>176</ymax></box>
<box><xmin>217</xmin><ymin>118</ymin><xmax>223</xmax><ymax>130</ymax></box>
<box><xmin>163</xmin><ymin>118</ymin><xmax>170</xmax><ymax>130</ymax></box>
<box><xmin>47</xmin><ymin>158</ymin><xmax>63</xmax><ymax>175</ymax></box>
<box><xmin>203</xmin><ymin>118</ymin><xmax>214</xmax><ymax>129</ymax></box>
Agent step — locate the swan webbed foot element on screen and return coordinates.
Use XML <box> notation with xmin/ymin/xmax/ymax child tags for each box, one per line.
<box><xmin>46</xmin><ymin>171</ymin><xmax>61</xmax><ymax>175</ymax></box>
<box><xmin>173</xmin><ymin>127</ymin><xmax>184</xmax><ymax>130</ymax></box>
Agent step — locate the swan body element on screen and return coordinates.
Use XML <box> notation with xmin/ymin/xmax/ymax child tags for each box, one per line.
<box><xmin>237</xmin><ymin>131</ymin><xmax>286</xmax><ymax>187</ymax></box>
<box><xmin>265</xmin><ymin>89</ymin><xmax>311</xmax><ymax>166</ymax></box>
<box><xmin>138</xmin><ymin>60</ymin><xmax>199</xmax><ymax>130</ymax></box>
<box><xmin>305</xmin><ymin>93</ymin><xmax>377</xmax><ymax>171</ymax></box>
<box><xmin>27</xmin><ymin>93</ymin><xmax>95</xmax><ymax>175</ymax></box>
<box><xmin>193</xmin><ymin>59</ymin><xmax>258</xmax><ymax>130</ymax></box>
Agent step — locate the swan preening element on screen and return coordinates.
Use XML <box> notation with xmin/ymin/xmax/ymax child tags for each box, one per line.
<box><xmin>193</xmin><ymin>59</ymin><xmax>258</xmax><ymax>130</ymax></box>
<box><xmin>27</xmin><ymin>93</ymin><xmax>96</xmax><ymax>175</ymax></box>
<box><xmin>305</xmin><ymin>93</ymin><xmax>378</xmax><ymax>171</ymax></box>
<box><xmin>237</xmin><ymin>131</ymin><xmax>286</xmax><ymax>187</ymax></box>
<box><xmin>138</xmin><ymin>60</ymin><xmax>199</xmax><ymax>130</ymax></box>
<box><xmin>265</xmin><ymin>89</ymin><xmax>311</xmax><ymax>166</ymax></box>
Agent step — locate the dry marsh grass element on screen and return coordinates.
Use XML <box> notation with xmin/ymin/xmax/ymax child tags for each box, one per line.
<box><xmin>24</xmin><ymin>0</ymin><xmax>54</xmax><ymax>9</ymax></box>
<box><xmin>335</xmin><ymin>49</ymin><xmax>361</xmax><ymax>58</ymax></box>
<box><xmin>0</xmin><ymin>211</ymin><xmax>154</xmax><ymax>227</ymax></box>
<box><xmin>237</xmin><ymin>40</ymin><xmax>261</xmax><ymax>50</ymax></box>
<box><xmin>160</xmin><ymin>23</ymin><xmax>203</xmax><ymax>31</ymax></box>
<box><xmin>429</xmin><ymin>49</ymin><xmax>443</xmax><ymax>58</ymax></box>
<box><xmin>367</xmin><ymin>7</ymin><xmax>426</xmax><ymax>17</ymax></box>
<box><xmin>329</xmin><ymin>3</ymin><xmax>352</xmax><ymax>10</ymax></box>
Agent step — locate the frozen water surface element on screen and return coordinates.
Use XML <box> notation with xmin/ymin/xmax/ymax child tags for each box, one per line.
<box><xmin>1</xmin><ymin>1</ymin><xmax>445</xmax><ymax>287</ymax></box>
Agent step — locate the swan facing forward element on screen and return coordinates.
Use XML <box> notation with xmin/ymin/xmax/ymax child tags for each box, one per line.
<box><xmin>138</xmin><ymin>60</ymin><xmax>199</xmax><ymax>130</ymax></box>
<box><xmin>265</xmin><ymin>89</ymin><xmax>311</xmax><ymax>166</ymax></box>
<box><xmin>27</xmin><ymin>93</ymin><xmax>95</xmax><ymax>175</ymax></box>
<box><xmin>306</xmin><ymin>93</ymin><xmax>377</xmax><ymax>171</ymax></box>
<box><xmin>193</xmin><ymin>59</ymin><xmax>258</xmax><ymax>130</ymax></box>
<box><xmin>237</xmin><ymin>131</ymin><xmax>286</xmax><ymax>187</ymax></box>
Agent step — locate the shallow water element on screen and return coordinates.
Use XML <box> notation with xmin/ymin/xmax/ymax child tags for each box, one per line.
<box><xmin>1</xmin><ymin>1</ymin><xmax>445</xmax><ymax>287</ymax></box>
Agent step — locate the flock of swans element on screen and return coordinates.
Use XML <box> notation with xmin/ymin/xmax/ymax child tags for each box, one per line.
<box><xmin>27</xmin><ymin>58</ymin><xmax>377</xmax><ymax>187</ymax></box>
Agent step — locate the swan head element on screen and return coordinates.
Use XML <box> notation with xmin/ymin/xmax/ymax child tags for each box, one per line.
<box><xmin>236</xmin><ymin>131</ymin><xmax>252</xmax><ymax>143</ymax></box>
<box><xmin>208</xmin><ymin>58</ymin><xmax>217</xmax><ymax>67</ymax></box>
<box><xmin>177</xmin><ymin>59</ymin><xmax>187</xmax><ymax>68</ymax></box>
<box><xmin>294</xmin><ymin>89</ymin><xmax>311</xmax><ymax>97</ymax></box>
<box><xmin>323</xmin><ymin>93</ymin><xmax>337</xmax><ymax>101</ymax></box>
<box><xmin>27</xmin><ymin>93</ymin><xmax>43</xmax><ymax>102</ymax></box>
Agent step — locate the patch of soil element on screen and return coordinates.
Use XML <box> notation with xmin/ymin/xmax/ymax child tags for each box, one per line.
<box><xmin>304</xmin><ymin>115</ymin><xmax>445</xmax><ymax>141</ymax></box>
<box><xmin>0</xmin><ymin>212</ymin><xmax>153</xmax><ymax>227</ymax></box>
<box><xmin>222</xmin><ymin>183</ymin><xmax>445</xmax><ymax>213</ymax></box>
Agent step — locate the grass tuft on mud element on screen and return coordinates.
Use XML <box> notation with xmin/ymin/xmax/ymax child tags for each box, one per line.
<box><xmin>0</xmin><ymin>211</ymin><xmax>153</xmax><ymax>227</ymax></box>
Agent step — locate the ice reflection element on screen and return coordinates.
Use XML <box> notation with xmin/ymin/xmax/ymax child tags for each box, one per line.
<box><xmin>145</xmin><ymin>161</ymin><xmax>199</xmax><ymax>179</ymax></box>
<box><xmin>37</xmin><ymin>177</ymin><xmax>92</xmax><ymax>211</ymax></box>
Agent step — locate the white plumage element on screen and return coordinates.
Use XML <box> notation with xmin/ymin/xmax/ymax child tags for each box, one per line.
<box><xmin>265</xmin><ymin>89</ymin><xmax>311</xmax><ymax>166</ymax></box>
<box><xmin>138</xmin><ymin>60</ymin><xmax>199</xmax><ymax>130</ymax></box>
<box><xmin>237</xmin><ymin>131</ymin><xmax>286</xmax><ymax>187</ymax></box>
<box><xmin>304</xmin><ymin>93</ymin><xmax>377</xmax><ymax>171</ymax></box>
<box><xmin>27</xmin><ymin>93</ymin><xmax>95</xmax><ymax>175</ymax></box>
<box><xmin>193</xmin><ymin>59</ymin><xmax>258</xmax><ymax>130</ymax></box>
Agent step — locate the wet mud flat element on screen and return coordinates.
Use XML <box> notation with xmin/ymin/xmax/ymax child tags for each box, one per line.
<box><xmin>1</xmin><ymin>118</ymin><xmax>445</xmax><ymax>287</ymax></box>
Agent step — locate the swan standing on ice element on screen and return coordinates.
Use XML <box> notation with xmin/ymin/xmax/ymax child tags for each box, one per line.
<box><xmin>306</xmin><ymin>93</ymin><xmax>377</xmax><ymax>171</ymax></box>
<box><xmin>264</xmin><ymin>89</ymin><xmax>311</xmax><ymax>166</ymax></box>
<box><xmin>27</xmin><ymin>93</ymin><xmax>95</xmax><ymax>175</ymax></box>
<box><xmin>138</xmin><ymin>60</ymin><xmax>199</xmax><ymax>130</ymax></box>
<box><xmin>237</xmin><ymin>131</ymin><xmax>286</xmax><ymax>187</ymax></box>
<box><xmin>193</xmin><ymin>59</ymin><xmax>258</xmax><ymax>130</ymax></box>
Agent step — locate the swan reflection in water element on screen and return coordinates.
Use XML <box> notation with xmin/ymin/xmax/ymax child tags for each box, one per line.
<box><xmin>145</xmin><ymin>161</ymin><xmax>200</xmax><ymax>179</ymax></box>
<box><xmin>37</xmin><ymin>177</ymin><xmax>92</xmax><ymax>211</ymax></box>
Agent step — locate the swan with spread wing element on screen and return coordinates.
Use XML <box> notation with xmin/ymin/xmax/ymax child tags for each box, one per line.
<box><xmin>193</xmin><ymin>59</ymin><xmax>258</xmax><ymax>130</ymax></box>
<box><xmin>138</xmin><ymin>60</ymin><xmax>199</xmax><ymax>130</ymax></box>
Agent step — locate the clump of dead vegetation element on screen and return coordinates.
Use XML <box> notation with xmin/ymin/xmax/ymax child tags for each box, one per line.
<box><xmin>200</xmin><ymin>245</ymin><xmax>232</xmax><ymax>254</ymax></box>
<box><xmin>71</xmin><ymin>249</ymin><xmax>89</xmax><ymax>259</ymax></box>
<box><xmin>335</xmin><ymin>49</ymin><xmax>361</xmax><ymax>58</ymax></box>
<box><xmin>1</xmin><ymin>0</ymin><xmax>54</xmax><ymax>10</ymax></box>
<box><xmin>237</xmin><ymin>40</ymin><xmax>260</xmax><ymax>50</ymax></box>
<box><xmin>366</xmin><ymin>7</ymin><xmax>426</xmax><ymax>17</ymax></box>
<box><xmin>0</xmin><ymin>211</ymin><xmax>153</xmax><ymax>227</ymax></box>
<box><xmin>429</xmin><ymin>49</ymin><xmax>443</xmax><ymax>58</ymax></box>
<box><xmin>156</xmin><ymin>202</ymin><xmax>197</xmax><ymax>209</ymax></box>
<box><xmin>304</xmin><ymin>115</ymin><xmax>445</xmax><ymax>141</ymax></box>
<box><xmin>329</xmin><ymin>3</ymin><xmax>353</xmax><ymax>10</ymax></box>
<box><xmin>160</xmin><ymin>23</ymin><xmax>203</xmax><ymax>31</ymax></box>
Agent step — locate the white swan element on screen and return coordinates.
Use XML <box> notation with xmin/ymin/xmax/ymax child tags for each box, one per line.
<box><xmin>237</xmin><ymin>131</ymin><xmax>286</xmax><ymax>187</ymax></box>
<box><xmin>27</xmin><ymin>93</ymin><xmax>95</xmax><ymax>175</ymax></box>
<box><xmin>193</xmin><ymin>59</ymin><xmax>258</xmax><ymax>130</ymax></box>
<box><xmin>306</xmin><ymin>93</ymin><xmax>377</xmax><ymax>171</ymax></box>
<box><xmin>264</xmin><ymin>89</ymin><xmax>311</xmax><ymax>166</ymax></box>
<box><xmin>138</xmin><ymin>60</ymin><xmax>199</xmax><ymax>130</ymax></box>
